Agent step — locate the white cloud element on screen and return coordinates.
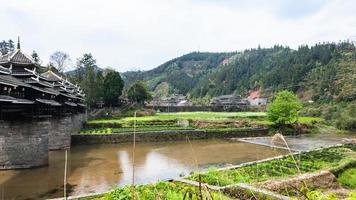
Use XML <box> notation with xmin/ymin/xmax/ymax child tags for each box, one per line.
<box><xmin>0</xmin><ymin>0</ymin><xmax>355</xmax><ymax>72</ymax></box>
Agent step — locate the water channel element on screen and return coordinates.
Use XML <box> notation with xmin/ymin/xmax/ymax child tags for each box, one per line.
<box><xmin>1</xmin><ymin>133</ymin><xmax>354</xmax><ymax>200</ymax></box>
<box><xmin>0</xmin><ymin>139</ymin><xmax>286</xmax><ymax>199</ymax></box>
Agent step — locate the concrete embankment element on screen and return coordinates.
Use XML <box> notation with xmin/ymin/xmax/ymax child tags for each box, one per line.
<box><xmin>71</xmin><ymin>128</ymin><xmax>269</xmax><ymax>144</ymax></box>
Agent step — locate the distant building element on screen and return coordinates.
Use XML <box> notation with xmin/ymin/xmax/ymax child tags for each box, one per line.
<box><xmin>248</xmin><ymin>98</ymin><xmax>267</xmax><ymax>106</ymax></box>
<box><xmin>210</xmin><ymin>95</ymin><xmax>249</xmax><ymax>106</ymax></box>
<box><xmin>247</xmin><ymin>90</ymin><xmax>267</xmax><ymax>106</ymax></box>
<box><xmin>150</xmin><ymin>95</ymin><xmax>191</xmax><ymax>106</ymax></box>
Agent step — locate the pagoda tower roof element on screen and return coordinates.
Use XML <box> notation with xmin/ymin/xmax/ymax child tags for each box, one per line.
<box><xmin>41</xmin><ymin>70</ymin><xmax>63</xmax><ymax>82</ymax></box>
<box><xmin>0</xmin><ymin>49</ymin><xmax>34</xmax><ymax>66</ymax></box>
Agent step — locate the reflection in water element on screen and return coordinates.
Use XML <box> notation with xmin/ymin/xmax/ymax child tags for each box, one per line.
<box><xmin>0</xmin><ymin>139</ymin><xmax>287</xmax><ymax>199</ymax></box>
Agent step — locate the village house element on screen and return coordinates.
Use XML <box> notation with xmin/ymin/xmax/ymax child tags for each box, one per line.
<box><xmin>210</xmin><ymin>94</ymin><xmax>249</xmax><ymax>106</ymax></box>
<box><xmin>150</xmin><ymin>95</ymin><xmax>191</xmax><ymax>107</ymax></box>
<box><xmin>247</xmin><ymin>90</ymin><xmax>268</xmax><ymax>106</ymax></box>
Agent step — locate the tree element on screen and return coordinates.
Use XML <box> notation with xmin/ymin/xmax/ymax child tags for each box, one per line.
<box><xmin>102</xmin><ymin>71</ymin><xmax>124</xmax><ymax>106</ymax></box>
<box><xmin>0</xmin><ymin>40</ymin><xmax>14</xmax><ymax>55</ymax></box>
<box><xmin>127</xmin><ymin>81</ymin><xmax>152</xmax><ymax>104</ymax></box>
<box><xmin>76</xmin><ymin>53</ymin><xmax>101</xmax><ymax>107</ymax></box>
<box><xmin>334</xmin><ymin>103</ymin><xmax>356</xmax><ymax>131</ymax></box>
<box><xmin>102</xmin><ymin>67</ymin><xmax>116</xmax><ymax>77</ymax></box>
<box><xmin>153</xmin><ymin>82</ymin><xmax>169</xmax><ymax>99</ymax></box>
<box><xmin>96</xmin><ymin>70</ymin><xmax>104</xmax><ymax>99</ymax></box>
<box><xmin>50</xmin><ymin>51</ymin><xmax>71</xmax><ymax>73</ymax></box>
<box><xmin>31</xmin><ymin>50</ymin><xmax>42</xmax><ymax>64</ymax></box>
<box><xmin>267</xmin><ymin>90</ymin><xmax>303</xmax><ymax>125</ymax></box>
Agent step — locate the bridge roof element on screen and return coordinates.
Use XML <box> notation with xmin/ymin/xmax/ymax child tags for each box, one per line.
<box><xmin>0</xmin><ymin>49</ymin><xmax>34</xmax><ymax>65</ymax></box>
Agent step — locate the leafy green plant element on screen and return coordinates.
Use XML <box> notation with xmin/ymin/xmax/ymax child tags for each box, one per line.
<box><xmin>104</xmin><ymin>182</ymin><xmax>232</xmax><ymax>200</ymax></box>
<box><xmin>267</xmin><ymin>90</ymin><xmax>303</xmax><ymax>125</ymax></box>
<box><xmin>334</xmin><ymin>103</ymin><xmax>356</xmax><ymax>131</ymax></box>
<box><xmin>346</xmin><ymin>192</ymin><xmax>356</xmax><ymax>200</ymax></box>
<box><xmin>337</xmin><ymin>168</ymin><xmax>356</xmax><ymax>189</ymax></box>
<box><xmin>306</xmin><ymin>190</ymin><xmax>338</xmax><ymax>200</ymax></box>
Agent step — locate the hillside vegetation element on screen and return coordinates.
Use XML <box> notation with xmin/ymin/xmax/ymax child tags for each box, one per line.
<box><xmin>122</xmin><ymin>42</ymin><xmax>356</xmax><ymax>103</ymax></box>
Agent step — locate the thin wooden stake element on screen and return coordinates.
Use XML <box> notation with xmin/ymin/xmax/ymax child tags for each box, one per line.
<box><xmin>131</xmin><ymin>111</ymin><xmax>137</xmax><ymax>199</ymax></box>
<box><xmin>64</xmin><ymin>149</ymin><xmax>68</xmax><ymax>200</ymax></box>
<box><xmin>1</xmin><ymin>184</ymin><xmax>4</xmax><ymax>200</ymax></box>
<box><xmin>198</xmin><ymin>174</ymin><xmax>203</xmax><ymax>200</ymax></box>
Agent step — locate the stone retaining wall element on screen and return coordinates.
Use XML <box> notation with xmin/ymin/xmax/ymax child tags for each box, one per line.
<box><xmin>49</xmin><ymin>116</ymin><xmax>72</xmax><ymax>150</ymax></box>
<box><xmin>0</xmin><ymin>119</ymin><xmax>50</xmax><ymax>169</ymax></box>
<box><xmin>0</xmin><ymin>113</ymin><xmax>87</xmax><ymax>169</ymax></box>
<box><xmin>257</xmin><ymin>170</ymin><xmax>336</xmax><ymax>194</ymax></box>
<box><xmin>71</xmin><ymin>129</ymin><xmax>269</xmax><ymax>145</ymax></box>
<box><xmin>49</xmin><ymin>114</ymin><xmax>86</xmax><ymax>150</ymax></box>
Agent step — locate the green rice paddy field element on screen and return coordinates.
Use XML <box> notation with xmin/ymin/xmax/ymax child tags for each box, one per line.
<box><xmin>81</xmin><ymin>112</ymin><xmax>321</xmax><ymax>134</ymax></box>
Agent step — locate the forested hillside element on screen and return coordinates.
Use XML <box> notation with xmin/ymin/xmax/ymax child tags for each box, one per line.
<box><xmin>123</xmin><ymin>52</ymin><xmax>232</xmax><ymax>94</ymax></box>
<box><xmin>123</xmin><ymin>42</ymin><xmax>356</xmax><ymax>103</ymax></box>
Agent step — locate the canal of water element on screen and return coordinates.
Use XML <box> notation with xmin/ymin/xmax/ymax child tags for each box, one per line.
<box><xmin>0</xmin><ymin>139</ymin><xmax>287</xmax><ymax>199</ymax></box>
<box><xmin>240</xmin><ymin>133</ymin><xmax>355</xmax><ymax>151</ymax></box>
<box><xmin>2</xmin><ymin>133</ymin><xmax>354</xmax><ymax>200</ymax></box>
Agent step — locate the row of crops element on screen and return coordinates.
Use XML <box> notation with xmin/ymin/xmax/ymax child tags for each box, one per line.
<box><xmin>80</xmin><ymin>181</ymin><xmax>233</xmax><ymax>200</ymax></box>
<box><xmin>80</xmin><ymin>118</ymin><xmax>263</xmax><ymax>135</ymax></box>
<box><xmin>190</xmin><ymin>144</ymin><xmax>356</xmax><ymax>186</ymax></box>
<box><xmin>80</xmin><ymin>112</ymin><xmax>269</xmax><ymax>134</ymax></box>
<box><xmin>80</xmin><ymin>126</ymin><xmax>195</xmax><ymax>134</ymax></box>
<box><xmin>81</xmin><ymin>119</ymin><xmax>194</xmax><ymax>134</ymax></box>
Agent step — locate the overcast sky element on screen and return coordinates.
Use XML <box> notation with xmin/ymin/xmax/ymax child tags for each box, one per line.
<box><xmin>1</xmin><ymin>0</ymin><xmax>355</xmax><ymax>72</ymax></box>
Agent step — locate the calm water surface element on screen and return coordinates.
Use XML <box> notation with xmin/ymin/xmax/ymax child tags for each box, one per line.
<box><xmin>240</xmin><ymin>133</ymin><xmax>356</xmax><ymax>151</ymax></box>
<box><xmin>0</xmin><ymin>139</ymin><xmax>286</xmax><ymax>199</ymax></box>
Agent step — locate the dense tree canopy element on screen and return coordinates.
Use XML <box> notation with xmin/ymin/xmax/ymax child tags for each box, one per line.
<box><xmin>0</xmin><ymin>40</ymin><xmax>14</xmax><ymax>55</ymax></box>
<box><xmin>267</xmin><ymin>90</ymin><xmax>303</xmax><ymax>125</ymax></box>
<box><xmin>31</xmin><ymin>51</ymin><xmax>41</xmax><ymax>65</ymax></box>
<box><xmin>123</xmin><ymin>42</ymin><xmax>356</xmax><ymax>104</ymax></box>
<box><xmin>102</xmin><ymin>71</ymin><xmax>124</xmax><ymax>106</ymax></box>
<box><xmin>74</xmin><ymin>53</ymin><xmax>101</xmax><ymax>107</ymax></box>
<box><xmin>67</xmin><ymin>54</ymin><xmax>125</xmax><ymax>108</ymax></box>
<box><xmin>127</xmin><ymin>81</ymin><xmax>152</xmax><ymax>104</ymax></box>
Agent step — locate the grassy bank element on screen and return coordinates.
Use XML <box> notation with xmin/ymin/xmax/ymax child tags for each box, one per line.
<box><xmin>77</xmin><ymin>181</ymin><xmax>233</xmax><ymax>200</ymax></box>
<box><xmin>81</xmin><ymin>111</ymin><xmax>323</xmax><ymax>135</ymax></box>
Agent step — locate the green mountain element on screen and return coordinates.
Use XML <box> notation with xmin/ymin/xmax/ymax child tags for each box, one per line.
<box><xmin>122</xmin><ymin>52</ymin><xmax>232</xmax><ymax>94</ymax></box>
<box><xmin>122</xmin><ymin>42</ymin><xmax>356</xmax><ymax>102</ymax></box>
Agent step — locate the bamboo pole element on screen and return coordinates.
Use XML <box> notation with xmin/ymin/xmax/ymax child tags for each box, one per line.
<box><xmin>64</xmin><ymin>149</ymin><xmax>68</xmax><ymax>200</ymax></box>
<box><xmin>131</xmin><ymin>111</ymin><xmax>137</xmax><ymax>199</ymax></box>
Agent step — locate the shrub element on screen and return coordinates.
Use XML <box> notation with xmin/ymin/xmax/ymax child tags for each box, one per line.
<box><xmin>267</xmin><ymin>91</ymin><xmax>303</xmax><ymax>125</ymax></box>
<box><xmin>337</xmin><ymin>168</ymin><xmax>356</xmax><ymax>189</ymax></box>
<box><xmin>334</xmin><ymin>103</ymin><xmax>356</xmax><ymax>131</ymax></box>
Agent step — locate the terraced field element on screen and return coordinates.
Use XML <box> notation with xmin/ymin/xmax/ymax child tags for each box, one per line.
<box><xmin>190</xmin><ymin>145</ymin><xmax>356</xmax><ymax>186</ymax></box>
<box><xmin>80</xmin><ymin>112</ymin><xmax>321</xmax><ymax>134</ymax></box>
